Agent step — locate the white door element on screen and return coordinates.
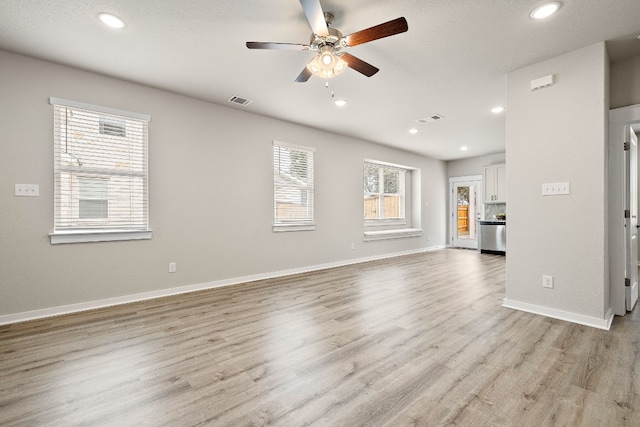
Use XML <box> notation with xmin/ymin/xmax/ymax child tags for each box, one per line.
<box><xmin>609</xmin><ymin>106</ymin><xmax>640</xmax><ymax>316</ymax></box>
<box><xmin>625</xmin><ymin>126</ymin><xmax>639</xmax><ymax>311</ymax></box>
<box><xmin>451</xmin><ymin>176</ymin><xmax>482</xmax><ymax>249</ymax></box>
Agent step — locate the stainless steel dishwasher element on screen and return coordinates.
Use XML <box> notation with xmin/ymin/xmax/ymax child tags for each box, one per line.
<box><xmin>478</xmin><ymin>221</ymin><xmax>506</xmax><ymax>255</ymax></box>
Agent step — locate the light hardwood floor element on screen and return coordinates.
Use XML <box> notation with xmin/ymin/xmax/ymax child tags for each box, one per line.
<box><xmin>1</xmin><ymin>249</ymin><xmax>639</xmax><ymax>426</ymax></box>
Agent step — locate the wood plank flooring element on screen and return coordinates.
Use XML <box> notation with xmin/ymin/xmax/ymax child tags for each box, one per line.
<box><xmin>1</xmin><ymin>249</ymin><xmax>639</xmax><ymax>426</ymax></box>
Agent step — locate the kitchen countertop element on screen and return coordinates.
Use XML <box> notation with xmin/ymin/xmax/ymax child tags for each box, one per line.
<box><xmin>478</xmin><ymin>220</ymin><xmax>506</xmax><ymax>225</ymax></box>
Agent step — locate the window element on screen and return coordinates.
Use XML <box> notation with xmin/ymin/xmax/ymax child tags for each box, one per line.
<box><xmin>364</xmin><ymin>161</ymin><xmax>406</xmax><ymax>223</ymax></box>
<box><xmin>273</xmin><ymin>141</ymin><xmax>315</xmax><ymax>231</ymax></box>
<box><xmin>363</xmin><ymin>160</ymin><xmax>422</xmax><ymax>241</ymax></box>
<box><xmin>50</xmin><ymin>98</ymin><xmax>151</xmax><ymax>244</ymax></box>
<box><xmin>78</xmin><ymin>178</ymin><xmax>108</xmax><ymax>219</ymax></box>
<box><xmin>99</xmin><ymin>116</ymin><xmax>126</xmax><ymax>137</ymax></box>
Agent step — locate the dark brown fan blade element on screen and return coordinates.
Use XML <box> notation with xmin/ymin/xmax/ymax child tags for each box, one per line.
<box><xmin>246</xmin><ymin>42</ymin><xmax>309</xmax><ymax>51</ymax></box>
<box><xmin>299</xmin><ymin>0</ymin><xmax>329</xmax><ymax>37</ymax></box>
<box><xmin>340</xmin><ymin>53</ymin><xmax>379</xmax><ymax>77</ymax></box>
<box><xmin>295</xmin><ymin>67</ymin><xmax>312</xmax><ymax>82</ymax></box>
<box><xmin>344</xmin><ymin>17</ymin><xmax>408</xmax><ymax>47</ymax></box>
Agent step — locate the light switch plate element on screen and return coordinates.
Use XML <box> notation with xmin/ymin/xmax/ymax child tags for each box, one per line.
<box><xmin>542</xmin><ymin>182</ymin><xmax>570</xmax><ymax>196</ymax></box>
<box><xmin>15</xmin><ymin>184</ymin><xmax>39</xmax><ymax>197</ymax></box>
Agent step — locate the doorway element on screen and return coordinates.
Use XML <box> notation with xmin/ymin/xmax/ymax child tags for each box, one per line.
<box><xmin>625</xmin><ymin>126</ymin><xmax>639</xmax><ymax>311</ymax></box>
<box><xmin>450</xmin><ymin>176</ymin><xmax>482</xmax><ymax>249</ymax></box>
<box><xmin>609</xmin><ymin>105</ymin><xmax>640</xmax><ymax>316</ymax></box>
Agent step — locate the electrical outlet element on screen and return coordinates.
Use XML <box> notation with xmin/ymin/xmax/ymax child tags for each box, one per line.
<box><xmin>169</xmin><ymin>262</ymin><xmax>176</xmax><ymax>273</ymax></box>
<box><xmin>351</xmin><ymin>243</ymin><xmax>355</xmax><ymax>250</ymax></box>
<box><xmin>543</xmin><ymin>275</ymin><xmax>553</xmax><ymax>288</ymax></box>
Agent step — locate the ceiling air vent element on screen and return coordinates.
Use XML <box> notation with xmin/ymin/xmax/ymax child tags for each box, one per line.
<box><xmin>227</xmin><ymin>95</ymin><xmax>253</xmax><ymax>107</ymax></box>
<box><xmin>416</xmin><ymin>114</ymin><xmax>444</xmax><ymax>124</ymax></box>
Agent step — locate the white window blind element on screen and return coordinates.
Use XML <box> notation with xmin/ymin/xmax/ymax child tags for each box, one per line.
<box><xmin>273</xmin><ymin>141</ymin><xmax>315</xmax><ymax>231</ymax></box>
<box><xmin>364</xmin><ymin>161</ymin><xmax>407</xmax><ymax>223</ymax></box>
<box><xmin>50</xmin><ymin>98</ymin><xmax>150</xmax><ymax>237</ymax></box>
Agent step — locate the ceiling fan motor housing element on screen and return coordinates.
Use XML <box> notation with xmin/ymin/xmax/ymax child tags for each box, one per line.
<box><xmin>310</xmin><ymin>27</ymin><xmax>343</xmax><ymax>52</ymax></box>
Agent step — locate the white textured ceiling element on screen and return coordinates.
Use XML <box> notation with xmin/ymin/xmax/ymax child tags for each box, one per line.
<box><xmin>1</xmin><ymin>0</ymin><xmax>639</xmax><ymax>160</ymax></box>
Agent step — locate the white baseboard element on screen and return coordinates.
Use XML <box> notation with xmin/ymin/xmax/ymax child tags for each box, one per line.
<box><xmin>0</xmin><ymin>245</ymin><xmax>447</xmax><ymax>326</ymax></box>
<box><xmin>502</xmin><ymin>298</ymin><xmax>614</xmax><ymax>330</ymax></box>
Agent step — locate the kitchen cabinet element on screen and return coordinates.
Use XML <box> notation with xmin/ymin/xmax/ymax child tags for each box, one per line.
<box><xmin>484</xmin><ymin>164</ymin><xmax>506</xmax><ymax>203</ymax></box>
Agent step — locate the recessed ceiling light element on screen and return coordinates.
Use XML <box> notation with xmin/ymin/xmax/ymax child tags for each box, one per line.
<box><xmin>409</xmin><ymin>128</ymin><xmax>418</xmax><ymax>134</ymax></box>
<box><xmin>460</xmin><ymin>146</ymin><xmax>469</xmax><ymax>151</ymax></box>
<box><xmin>530</xmin><ymin>2</ymin><xmax>561</xmax><ymax>20</ymax></box>
<box><xmin>491</xmin><ymin>106</ymin><xmax>505</xmax><ymax>114</ymax></box>
<box><xmin>334</xmin><ymin>99</ymin><xmax>347</xmax><ymax>107</ymax></box>
<box><xmin>98</xmin><ymin>13</ymin><xmax>125</xmax><ymax>29</ymax></box>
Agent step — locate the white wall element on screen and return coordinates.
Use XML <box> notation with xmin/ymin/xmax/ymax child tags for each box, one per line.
<box><xmin>0</xmin><ymin>50</ymin><xmax>447</xmax><ymax>319</ymax></box>
<box><xmin>504</xmin><ymin>43</ymin><xmax>610</xmax><ymax>327</ymax></box>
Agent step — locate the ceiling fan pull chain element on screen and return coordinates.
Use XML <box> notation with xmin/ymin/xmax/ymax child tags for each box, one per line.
<box><xmin>325</xmin><ymin>80</ymin><xmax>336</xmax><ymax>98</ymax></box>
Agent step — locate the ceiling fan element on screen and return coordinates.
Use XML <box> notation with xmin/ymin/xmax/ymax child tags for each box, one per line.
<box><xmin>246</xmin><ymin>0</ymin><xmax>408</xmax><ymax>82</ymax></box>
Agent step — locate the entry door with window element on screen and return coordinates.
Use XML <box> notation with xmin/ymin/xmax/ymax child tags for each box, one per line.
<box><xmin>450</xmin><ymin>176</ymin><xmax>482</xmax><ymax>249</ymax></box>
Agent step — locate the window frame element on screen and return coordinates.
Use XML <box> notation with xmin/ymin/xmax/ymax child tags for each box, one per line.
<box><xmin>49</xmin><ymin>97</ymin><xmax>152</xmax><ymax>244</ymax></box>
<box><xmin>364</xmin><ymin>160</ymin><xmax>408</xmax><ymax>226</ymax></box>
<box><xmin>273</xmin><ymin>140</ymin><xmax>316</xmax><ymax>232</ymax></box>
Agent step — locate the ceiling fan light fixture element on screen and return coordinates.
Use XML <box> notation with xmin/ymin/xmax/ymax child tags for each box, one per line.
<box><xmin>321</xmin><ymin>52</ymin><xmax>334</xmax><ymax>65</ymax></box>
<box><xmin>306</xmin><ymin>47</ymin><xmax>347</xmax><ymax>79</ymax></box>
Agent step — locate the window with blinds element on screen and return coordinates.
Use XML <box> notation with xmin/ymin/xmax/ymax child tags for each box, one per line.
<box><xmin>273</xmin><ymin>141</ymin><xmax>315</xmax><ymax>231</ymax></box>
<box><xmin>50</xmin><ymin>98</ymin><xmax>151</xmax><ymax>242</ymax></box>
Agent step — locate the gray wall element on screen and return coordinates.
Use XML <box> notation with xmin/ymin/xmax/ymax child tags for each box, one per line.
<box><xmin>0</xmin><ymin>50</ymin><xmax>448</xmax><ymax>318</ymax></box>
<box><xmin>610</xmin><ymin>54</ymin><xmax>640</xmax><ymax>109</ymax></box>
<box><xmin>447</xmin><ymin>153</ymin><xmax>505</xmax><ymax>178</ymax></box>
<box><xmin>504</xmin><ymin>42</ymin><xmax>609</xmax><ymax>322</ymax></box>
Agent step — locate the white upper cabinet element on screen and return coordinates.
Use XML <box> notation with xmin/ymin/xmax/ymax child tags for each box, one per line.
<box><xmin>484</xmin><ymin>164</ymin><xmax>506</xmax><ymax>203</ymax></box>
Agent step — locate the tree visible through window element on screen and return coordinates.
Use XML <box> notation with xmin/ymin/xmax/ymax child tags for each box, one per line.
<box><xmin>364</xmin><ymin>162</ymin><xmax>406</xmax><ymax>222</ymax></box>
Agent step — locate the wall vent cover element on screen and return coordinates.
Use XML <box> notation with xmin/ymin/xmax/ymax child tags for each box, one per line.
<box><xmin>416</xmin><ymin>114</ymin><xmax>443</xmax><ymax>124</ymax></box>
<box><xmin>228</xmin><ymin>95</ymin><xmax>253</xmax><ymax>106</ymax></box>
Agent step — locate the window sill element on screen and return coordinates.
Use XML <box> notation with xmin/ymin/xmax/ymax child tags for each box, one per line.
<box><xmin>50</xmin><ymin>230</ymin><xmax>153</xmax><ymax>244</ymax></box>
<box><xmin>363</xmin><ymin>228</ymin><xmax>423</xmax><ymax>241</ymax></box>
<box><xmin>364</xmin><ymin>220</ymin><xmax>407</xmax><ymax>227</ymax></box>
<box><xmin>273</xmin><ymin>223</ymin><xmax>316</xmax><ymax>233</ymax></box>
